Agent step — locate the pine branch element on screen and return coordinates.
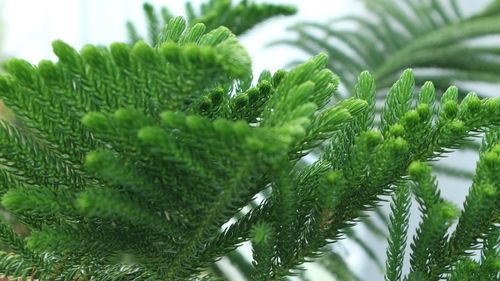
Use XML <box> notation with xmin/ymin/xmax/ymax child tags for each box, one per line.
<box><xmin>384</xmin><ymin>183</ymin><xmax>411</xmax><ymax>281</ymax></box>
<box><xmin>0</xmin><ymin>3</ymin><xmax>499</xmax><ymax>280</ymax></box>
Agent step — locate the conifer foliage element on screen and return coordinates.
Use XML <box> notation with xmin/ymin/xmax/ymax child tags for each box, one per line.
<box><xmin>278</xmin><ymin>0</ymin><xmax>500</xmax><ymax>183</ymax></box>
<box><xmin>0</xmin><ymin>4</ymin><xmax>499</xmax><ymax>281</ymax></box>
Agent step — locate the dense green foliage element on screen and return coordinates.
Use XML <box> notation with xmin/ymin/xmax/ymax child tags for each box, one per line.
<box><xmin>0</xmin><ymin>2</ymin><xmax>499</xmax><ymax>281</ymax></box>
<box><xmin>279</xmin><ymin>2</ymin><xmax>500</xmax><ymax>276</ymax></box>
<box><xmin>274</xmin><ymin>0</ymin><xmax>500</xmax><ymax>185</ymax></box>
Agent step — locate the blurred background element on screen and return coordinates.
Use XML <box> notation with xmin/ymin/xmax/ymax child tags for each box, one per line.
<box><xmin>0</xmin><ymin>0</ymin><xmax>369</xmax><ymax>78</ymax></box>
<box><xmin>0</xmin><ymin>0</ymin><xmax>497</xmax><ymax>280</ymax></box>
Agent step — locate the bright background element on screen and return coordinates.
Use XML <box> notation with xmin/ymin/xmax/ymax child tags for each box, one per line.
<box><xmin>0</xmin><ymin>1</ymin><xmax>494</xmax><ymax>280</ymax></box>
<box><xmin>0</xmin><ymin>0</ymin><xmax>366</xmax><ymax>72</ymax></box>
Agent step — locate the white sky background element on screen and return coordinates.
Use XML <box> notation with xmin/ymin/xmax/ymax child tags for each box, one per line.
<box><xmin>0</xmin><ymin>0</ymin><xmax>364</xmax><ymax>73</ymax></box>
<box><xmin>0</xmin><ymin>1</ymin><xmax>494</xmax><ymax>280</ymax></box>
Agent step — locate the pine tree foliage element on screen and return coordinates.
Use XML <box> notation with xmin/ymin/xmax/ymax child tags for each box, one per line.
<box><xmin>275</xmin><ymin>0</ymin><xmax>500</xmax><ymax>182</ymax></box>
<box><xmin>385</xmin><ymin>183</ymin><xmax>411</xmax><ymax>281</ymax></box>
<box><xmin>382</xmin><ymin>139</ymin><xmax>500</xmax><ymax>280</ymax></box>
<box><xmin>127</xmin><ymin>0</ymin><xmax>296</xmax><ymax>45</ymax></box>
<box><xmin>278</xmin><ymin>1</ymin><xmax>500</xmax><ymax>272</ymax></box>
<box><xmin>0</xmin><ymin>7</ymin><xmax>499</xmax><ymax>281</ymax></box>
